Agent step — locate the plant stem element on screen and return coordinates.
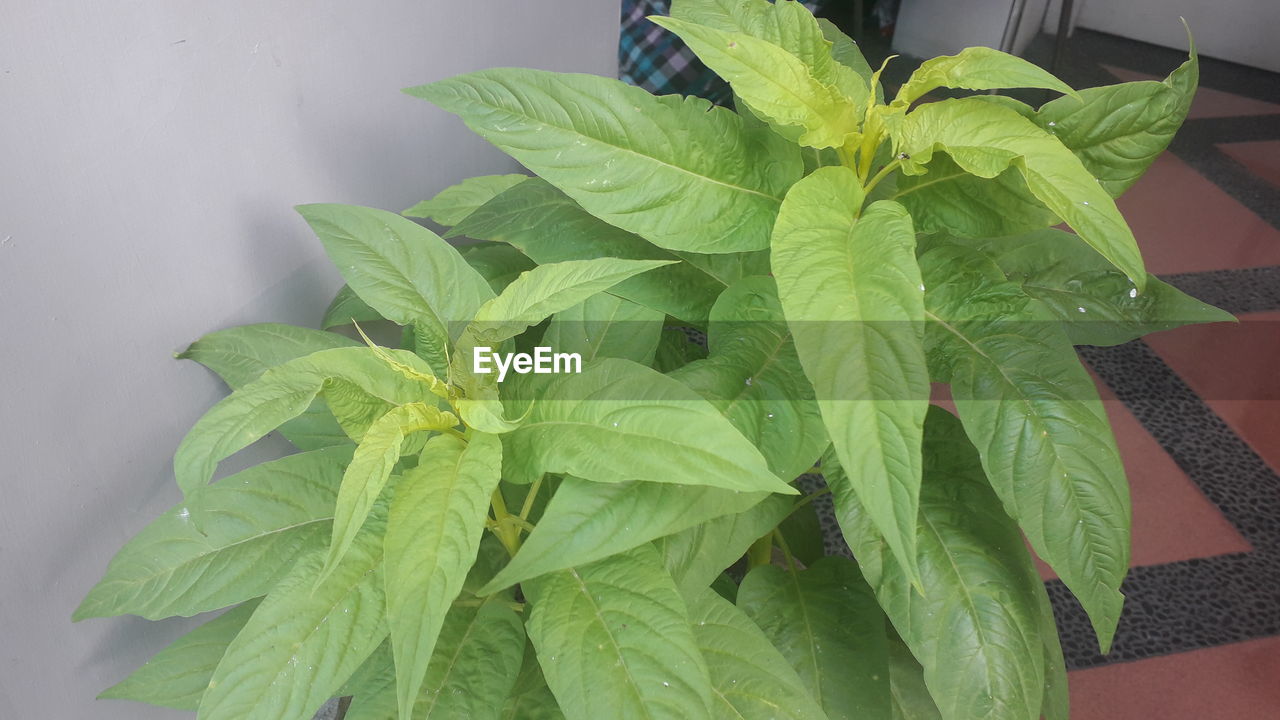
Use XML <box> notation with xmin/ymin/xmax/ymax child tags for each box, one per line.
<box><xmin>519</xmin><ymin>476</ymin><xmax>543</xmax><ymax>520</ymax></box>
<box><xmin>863</xmin><ymin>159</ymin><xmax>903</xmax><ymax>196</ymax></box>
<box><xmin>773</xmin><ymin>529</ymin><xmax>798</xmax><ymax>572</ymax></box>
<box><xmin>490</xmin><ymin>488</ymin><xmax>522</xmax><ymax>557</ymax></box>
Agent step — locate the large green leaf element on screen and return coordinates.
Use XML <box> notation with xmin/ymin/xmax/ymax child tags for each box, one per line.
<box><xmin>684</xmin><ymin>586</ymin><xmax>829</xmax><ymax>720</ymax></box>
<box><xmin>178</xmin><ymin>323</ymin><xmax>358</xmax><ymax>450</ymax></box>
<box><xmin>459</xmin><ymin>241</ymin><xmax>539</xmax><ymax>293</ymax></box>
<box><xmin>816</xmin><ymin>18</ymin><xmax>875</xmax><ymax>90</ymax></box>
<box><xmin>1035</xmin><ymin>585</ymin><xmax>1070</xmax><ymax>720</ymax></box>
<box><xmin>959</xmin><ymin>228</ymin><xmax>1232</xmax><ymax>345</ymax></box>
<box><xmin>737</xmin><ymin>557</ymin><xmax>891</xmax><ymax>720</ymax></box>
<box><xmin>919</xmin><ymin>241</ymin><xmax>1129</xmax><ymax>649</ymax></box>
<box><xmin>541</xmin><ymin>293</ymin><xmax>664</xmax><ymax>365</ymax></box>
<box><xmin>893</xmin><ymin>47</ymin><xmax>1077</xmax><ymax>107</ymax></box>
<box><xmin>413</xmin><ymin>598</ymin><xmax>526</xmax><ymax>720</ymax></box>
<box><xmin>671</xmin><ymin>275</ymin><xmax>828</xmax><ymax>480</ymax></box>
<box><xmin>834</xmin><ymin>407</ymin><xmax>1048</xmax><ymax>720</ymax></box>
<box><xmin>481</xmin><ymin>477</ymin><xmax>767</xmax><ymax>594</ymax></box>
<box><xmin>98</xmin><ymin>600</ymin><xmax>260</xmax><ymax>710</ymax></box>
<box><xmin>771</xmin><ymin>166</ymin><xmax>928</xmax><ymax>586</ymax></box>
<box><xmin>409</xmin><ymin>70</ymin><xmax>800</xmax><ymax>253</ymax></box>
<box><xmin>501</xmin><ymin>644</ymin><xmax>564</xmax><ymax>720</ymax></box>
<box><xmin>384</xmin><ymin>432</ymin><xmax>503</xmax><ymax>720</ymax></box>
<box><xmin>885</xmin><ymin>634</ymin><xmax>942</xmax><ymax>720</ymax></box>
<box><xmin>323</xmin><ymin>285</ymin><xmax>387</xmax><ymax>330</ymax></box>
<box><xmin>651</xmin><ymin>16</ymin><xmax>864</xmax><ymax>149</ymax></box>
<box><xmin>74</xmin><ymin>446</ymin><xmax>352</xmax><ymax>620</ymax></box>
<box><xmin>895</xmin><ymin>98</ymin><xmax>1146</xmax><ymax>288</ymax></box>
<box><xmin>198</xmin><ymin>504</ymin><xmax>390</xmax><ymax>720</ymax></box>
<box><xmin>297</xmin><ymin>203</ymin><xmax>494</xmax><ymax>341</ymax></box>
<box><xmin>501</xmin><ymin>358</ymin><xmax>794</xmax><ymax>494</ymax></box>
<box><xmin>1036</xmin><ymin>41</ymin><xmax>1197</xmax><ymax>197</ymax></box>
<box><xmin>657</xmin><ymin>495</ymin><xmax>794</xmax><ymax>593</ymax></box>
<box><xmin>525</xmin><ymin>545</ymin><xmax>714</xmax><ymax>720</ymax></box>
<box><xmin>341</xmin><ymin>643</ymin><xmax>397</xmax><ymax>720</ymax></box>
<box><xmin>891</xmin><ymin>153</ymin><xmax>1057</xmax><ymax>239</ymax></box>
<box><xmin>403</xmin><ymin>174</ymin><xmax>530</xmax><ymax>226</ymax></box>
<box><xmin>451</xmin><ymin>178</ymin><xmax>739</xmax><ymax>323</ymax></box>
<box><xmin>173</xmin><ymin>347</ymin><xmax>442</xmax><ymax>493</ymax></box>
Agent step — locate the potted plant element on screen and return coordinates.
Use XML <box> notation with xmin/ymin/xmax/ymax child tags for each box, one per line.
<box><xmin>76</xmin><ymin>1</ymin><xmax>1224</xmax><ymax>718</ymax></box>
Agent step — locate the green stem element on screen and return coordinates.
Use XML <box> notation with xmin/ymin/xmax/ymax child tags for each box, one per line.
<box><xmin>773</xmin><ymin>529</ymin><xmax>798</xmax><ymax>572</ymax></box>
<box><xmin>519</xmin><ymin>476</ymin><xmax>543</xmax><ymax>521</ymax></box>
<box><xmin>863</xmin><ymin>158</ymin><xmax>903</xmax><ymax>196</ymax></box>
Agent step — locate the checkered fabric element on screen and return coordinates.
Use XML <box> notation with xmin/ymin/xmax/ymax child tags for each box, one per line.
<box><xmin>619</xmin><ymin>0</ymin><xmax>829</xmax><ymax>104</ymax></box>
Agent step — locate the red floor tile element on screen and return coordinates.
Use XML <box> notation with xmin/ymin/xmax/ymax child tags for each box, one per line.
<box><xmin>1068</xmin><ymin>636</ymin><xmax>1280</xmax><ymax>718</ymax></box>
<box><xmin>1145</xmin><ymin>311</ymin><xmax>1280</xmax><ymax>475</ymax></box>
<box><xmin>1218</xmin><ymin>139</ymin><xmax>1280</xmax><ymax>190</ymax></box>
<box><xmin>1102</xmin><ymin>65</ymin><xmax>1280</xmax><ymax>119</ymax></box>
<box><xmin>1118</xmin><ymin>153</ymin><xmax>1280</xmax><ymax>274</ymax></box>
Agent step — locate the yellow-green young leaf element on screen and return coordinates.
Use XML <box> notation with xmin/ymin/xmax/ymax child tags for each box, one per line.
<box><xmin>323</xmin><ymin>285</ymin><xmax>386</xmax><ymax>330</ymax></box>
<box><xmin>98</xmin><ymin>600</ymin><xmax>260</xmax><ymax>710</ymax></box>
<box><xmin>885</xmin><ymin>633</ymin><xmax>942</xmax><ymax>720</ymax></box>
<box><xmin>833</xmin><ymin>407</ymin><xmax>1048</xmax><ymax>720</ymax></box>
<box><xmin>321</xmin><ymin>403</ymin><xmax>460</xmax><ymax>585</ymax></box>
<box><xmin>173</xmin><ymin>347</ymin><xmax>442</xmax><ymax>493</ymax></box>
<box><xmin>459</xmin><ymin>242</ymin><xmax>538</xmax><ymax>293</ymax></box>
<box><xmin>178</xmin><ymin>323</ymin><xmax>358</xmax><ymax>450</ymax></box>
<box><xmin>501</xmin><ymin>643</ymin><xmax>565</xmax><ymax>720</ymax></box>
<box><xmin>480</xmin><ymin>477</ymin><xmax>768</xmax><ymax>594</ymax></box>
<box><xmin>737</xmin><ymin>557</ymin><xmax>891</xmax><ymax>720</ymax></box>
<box><xmin>198</xmin><ymin>505</ymin><xmax>390</xmax><ymax>720</ymax></box>
<box><xmin>501</xmin><ymin>358</ymin><xmax>795</xmax><ymax>494</ymax></box>
<box><xmin>74</xmin><ymin>446</ymin><xmax>352</xmax><ymax>621</ymax></box>
<box><xmin>656</xmin><ymin>494</ymin><xmax>794</xmax><ymax>593</ymax></box>
<box><xmin>1036</xmin><ymin>40</ymin><xmax>1197</xmax><ymax>197</ymax></box>
<box><xmin>895</xmin><ymin>98</ymin><xmax>1146</xmax><ymax>289</ymax></box>
<box><xmin>384</xmin><ymin>432</ymin><xmax>503</xmax><ymax>720</ymax></box>
<box><xmin>414</xmin><ymin>599</ymin><xmax>526</xmax><ymax>720</ymax></box>
<box><xmin>670</xmin><ymin>275</ymin><xmax>828</xmax><ymax>481</ymax></box>
<box><xmin>297</xmin><ymin>203</ymin><xmax>494</xmax><ymax>341</ymax></box>
<box><xmin>525</xmin><ymin>545</ymin><xmax>714</xmax><ymax>720</ymax></box>
<box><xmin>403</xmin><ymin>174</ymin><xmax>530</xmax><ymax>226</ymax></box>
<box><xmin>684</xmin><ymin>586</ymin><xmax>830</xmax><ymax>720</ymax></box>
<box><xmin>771</xmin><ymin>166</ymin><xmax>928</xmax><ymax>587</ymax></box>
<box><xmin>958</xmin><ymin>228</ymin><xmax>1233</xmax><ymax>346</ymax></box>
<box><xmin>650</xmin><ymin>16</ymin><xmax>862</xmax><ymax>149</ymax></box>
<box><xmin>450</xmin><ymin>179</ymin><xmax>735</xmax><ymax>323</ymax></box>
<box><xmin>817</xmin><ymin>18</ymin><xmax>876</xmax><ymax>92</ymax></box>
<box><xmin>408</xmin><ymin>70</ymin><xmax>800</xmax><ymax>253</ymax></box>
<box><xmin>919</xmin><ymin>241</ymin><xmax>1129</xmax><ymax>651</ymax></box>
<box><xmin>542</xmin><ymin>293</ymin><xmax>665</xmax><ymax>365</ymax></box>
<box><xmin>894</xmin><ymin>46</ymin><xmax>1078</xmax><ymax>107</ymax></box>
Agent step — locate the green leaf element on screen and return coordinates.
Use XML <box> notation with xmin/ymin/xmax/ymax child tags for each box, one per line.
<box><xmin>834</xmin><ymin>407</ymin><xmax>1048</xmax><ymax>720</ymax></box>
<box><xmin>323</xmin><ymin>285</ymin><xmax>387</xmax><ymax>330</ymax></box>
<box><xmin>452</xmin><ymin>178</ymin><xmax>743</xmax><ymax>323</ymax></box>
<box><xmin>174</xmin><ymin>346</ymin><xmax>442</xmax><ymax>493</ymax></box>
<box><xmin>650</xmin><ymin>16</ymin><xmax>864</xmax><ymax>149</ymax></box>
<box><xmin>1035</xmin><ymin>41</ymin><xmax>1197</xmax><ymax>196</ymax></box>
<box><xmin>321</xmin><ymin>403</ymin><xmax>460</xmax><ymax>585</ymax></box>
<box><xmin>414</xmin><ymin>598</ymin><xmax>526</xmax><ymax>720</ymax></box>
<box><xmin>408</xmin><ymin>70</ymin><xmax>800</xmax><ymax>253</ymax></box>
<box><xmin>885</xmin><ymin>634</ymin><xmax>942</xmax><ymax>720</ymax></box>
<box><xmin>403</xmin><ymin>174</ymin><xmax>530</xmax><ymax>226</ymax></box>
<box><xmin>198</xmin><ymin>504</ymin><xmax>390</xmax><ymax>720</ymax></box>
<box><xmin>98</xmin><ymin>600</ymin><xmax>260</xmax><ymax>710</ymax></box>
<box><xmin>459</xmin><ymin>241</ymin><xmax>539</xmax><ymax>293</ymax></box>
<box><xmin>684</xmin><ymin>586</ymin><xmax>829</xmax><ymax>720</ymax></box>
<box><xmin>74</xmin><ymin>446</ymin><xmax>352</xmax><ymax>621</ymax></box>
<box><xmin>297</xmin><ymin>203</ymin><xmax>494</xmax><ymax>340</ymax></box>
<box><xmin>501</xmin><ymin>358</ymin><xmax>795</xmax><ymax>494</ymax></box>
<box><xmin>464</xmin><ymin>258</ymin><xmax>675</xmax><ymax>346</ymax></box>
<box><xmin>481</xmin><ymin>477</ymin><xmax>768</xmax><ymax>594</ymax></box>
<box><xmin>384</xmin><ymin>432</ymin><xmax>503</xmax><ymax>720</ymax></box>
<box><xmin>653</xmin><ymin>326</ymin><xmax>709</xmax><ymax>374</ymax></box>
<box><xmin>891</xmin><ymin>153</ymin><xmax>1057</xmax><ymax>239</ymax></box>
<box><xmin>919</xmin><ymin>241</ymin><xmax>1129</xmax><ymax>650</ymax></box>
<box><xmin>959</xmin><ymin>228</ymin><xmax>1233</xmax><ymax>345</ymax></box>
<box><xmin>542</xmin><ymin>293</ymin><xmax>664</xmax><ymax>365</ymax></box>
<box><xmin>894</xmin><ymin>47</ymin><xmax>1078</xmax><ymax>107</ymax></box>
<box><xmin>895</xmin><ymin>98</ymin><xmax>1146</xmax><ymax>288</ymax></box>
<box><xmin>501</xmin><ymin>644</ymin><xmax>565</xmax><ymax>720</ymax></box>
<box><xmin>178</xmin><ymin>323</ymin><xmax>358</xmax><ymax>450</ymax></box>
<box><xmin>657</xmin><ymin>495</ymin><xmax>794</xmax><ymax>593</ymax></box>
<box><xmin>817</xmin><ymin>18</ymin><xmax>875</xmax><ymax>92</ymax></box>
<box><xmin>671</xmin><ymin>275</ymin><xmax>828</xmax><ymax>480</ymax></box>
<box><xmin>1035</xmin><ymin>586</ymin><xmax>1070</xmax><ymax>720</ymax></box>
<box><xmin>340</xmin><ymin>643</ymin><xmax>397</xmax><ymax>720</ymax></box>
<box><xmin>771</xmin><ymin>166</ymin><xmax>928</xmax><ymax>586</ymax></box>
<box><xmin>525</xmin><ymin>545</ymin><xmax>714</xmax><ymax>720</ymax></box>
<box><xmin>737</xmin><ymin>557</ymin><xmax>891</xmax><ymax>720</ymax></box>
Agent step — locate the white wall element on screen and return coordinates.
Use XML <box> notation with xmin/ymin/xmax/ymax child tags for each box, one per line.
<box><xmin>0</xmin><ymin>1</ymin><xmax>617</xmax><ymax>717</ymax></box>
<box><xmin>1077</xmin><ymin>0</ymin><xmax>1280</xmax><ymax>73</ymax></box>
